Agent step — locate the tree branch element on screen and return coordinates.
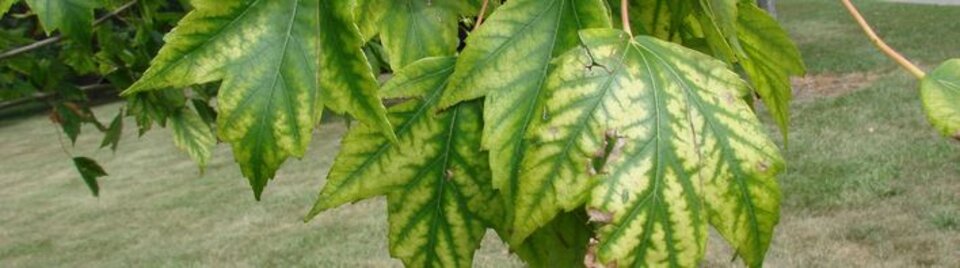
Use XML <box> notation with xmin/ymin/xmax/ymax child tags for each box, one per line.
<box><xmin>621</xmin><ymin>0</ymin><xmax>633</xmax><ymax>37</ymax></box>
<box><xmin>473</xmin><ymin>0</ymin><xmax>490</xmax><ymax>32</ymax></box>
<box><xmin>0</xmin><ymin>0</ymin><xmax>139</xmax><ymax>61</ymax></box>
<box><xmin>0</xmin><ymin>84</ymin><xmax>115</xmax><ymax>111</ymax></box>
<box><xmin>840</xmin><ymin>0</ymin><xmax>925</xmax><ymax>79</ymax></box>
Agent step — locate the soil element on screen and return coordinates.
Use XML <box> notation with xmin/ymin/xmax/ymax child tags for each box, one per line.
<box><xmin>791</xmin><ymin>72</ymin><xmax>882</xmax><ymax>101</ymax></box>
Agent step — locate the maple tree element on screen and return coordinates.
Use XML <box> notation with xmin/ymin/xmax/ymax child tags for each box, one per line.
<box><xmin>1</xmin><ymin>0</ymin><xmax>957</xmax><ymax>267</ymax></box>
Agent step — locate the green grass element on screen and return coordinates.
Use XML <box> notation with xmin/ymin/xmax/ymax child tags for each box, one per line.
<box><xmin>0</xmin><ymin>107</ymin><xmax>522</xmax><ymax>267</ymax></box>
<box><xmin>2</xmin><ymin>0</ymin><xmax>960</xmax><ymax>266</ymax></box>
<box><xmin>780</xmin><ymin>0</ymin><xmax>960</xmax><ymax>73</ymax></box>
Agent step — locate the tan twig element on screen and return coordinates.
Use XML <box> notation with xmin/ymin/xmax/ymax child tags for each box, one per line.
<box><xmin>840</xmin><ymin>0</ymin><xmax>925</xmax><ymax>79</ymax></box>
<box><xmin>621</xmin><ymin>0</ymin><xmax>633</xmax><ymax>37</ymax></box>
<box><xmin>473</xmin><ymin>0</ymin><xmax>490</xmax><ymax>32</ymax></box>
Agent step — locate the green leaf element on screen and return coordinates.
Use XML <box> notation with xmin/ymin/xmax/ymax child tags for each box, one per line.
<box><xmin>99</xmin><ymin>108</ymin><xmax>123</xmax><ymax>151</ymax></box>
<box><xmin>53</xmin><ymin>102</ymin><xmax>84</xmax><ymax>144</ymax></box>
<box><xmin>526</xmin><ymin>29</ymin><xmax>782</xmax><ymax>267</ymax></box>
<box><xmin>436</xmin><ymin>0</ymin><xmax>611</xmax><ymax>241</ymax></box>
<box><xmin>25</xmin><ymin>0</ymin><xmax>101</xmax><ymax>42</ymax></box>
<box><xmin>736</xmin><ymin>3</ymin><xmax>805</xmax><ymax>139</ymax></box>
<box><xmin>73</xmin><ymin>156</ymin><xmax>107</xmax><ymax>197</ymax></box>
<box><xmin>170</xmin><ymin>106</ymin><xmax>216</xmax><ymax>170</ymax></box>
<box><xmin>308</xmin><ymin>57</ymin><xmax>499</xmax><ymax>267</ymax></box>
<box><xmin>190</xmin><ymin>98</ymin><xmax>217</xmax><ymax>126</ymax></box>
<box><xmin>511</xmin><ymin>211</ymin><xmax>592</xmax><ymax>268</ymax></box>
<box><xmin>125</xmin><ymin>90</ymin><xmax>185</xmax><ymax>136</ymax></box>
<box><xmin>921</xmin><ymin>59</ymin><xmax>960</xmax><ymax>140</ymax></box>
<box><xmin>607</xmin><ymin>0</ymin><xmax>691</xmax><ymax>41</ymax></box>
<box><xmin>379</xmin><ymin>0</ymin><xmax>459</xmax><ymax>69</ymax></box>
<box><xmin>693</xmin><ymin>0</ymin><xmax>741</xmax><ymax>62</ymax></box>
<box><xmin>318</xmin><ymin>0</ymin><xmax>396</xmax><ymax>142</ymax></box>
<box><xmin>123</xmin><ymin>0</ymin><xmax>323</xmax><ymax>200</ymax></box>
<box><xmin>1</xmin><ymin>0</ymin><xmax>18</xmax><ymax>17</ymax></box>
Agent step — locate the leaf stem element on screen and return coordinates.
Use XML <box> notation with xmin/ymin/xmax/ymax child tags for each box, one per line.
<box><xmin>473</xmin><ymin>0</ymin><xmax>490</xmax><ymax>32</ymax></box>
<box><xmin>621</xmin><ymin>0</ymin><xmax>633</xmax><ymax>37</ymax></box>
<box><xmin>0</xmin><ymin>0</ymin><xmax>138</xmax><ymax>61</ymax></box>
<box><xmin>840</xmin><ymin>0</ymin><xmax>925</xmax><ymax>79</ymax></box>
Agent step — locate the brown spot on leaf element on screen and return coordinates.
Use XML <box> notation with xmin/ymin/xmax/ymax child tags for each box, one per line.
<box><xmin>952</xmin><ymin>131</ymin><xmax>960</xmax><ymax>141</ymax></box>
<box><xmin>586</xmin><ymin>160</ymin><xmax>598</xmax><ymax>176</ymax></box>
<box><xmin>758</xmin><ymin>160</ymin><xmax>770</xmax><ymax>173</ymax></box>
<box><xmin>587</xmin><ymin>208</ymin><xmax>613</xmax><ymax>224</ymax></box>
<box><xmin>584</xmin><ymin>238</ymin><xmax>602</xmax><ymax>268</ymax></box>
<box><xmin>444</xmin><ymin>169</ymin><xmax>454</xmax><ymax>181</ymax></box>
<box><xmin>723</xmin><ymin>93</ymin><xmax>736</xmax><ymax>106</ymax></box>
<box><xmin>49</xmin><ymin>109</ymin><xmax>63</xmax><ymax>125</ymax></box>
<box><xmin>548</xmin><ymin>127</ymin><xmax>559</xmax><ymax>139</ymax></box>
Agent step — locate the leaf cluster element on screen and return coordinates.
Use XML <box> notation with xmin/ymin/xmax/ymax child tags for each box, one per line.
<box><xmin>5</xmin><ymin>0</ymin><xmax>960</xmax><ymax>267</ymax></box>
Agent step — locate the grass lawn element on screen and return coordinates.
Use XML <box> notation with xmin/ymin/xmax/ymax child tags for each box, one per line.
<box><xmin>2</xmin><ymin>0</ymin><xmax>960</xmax><ymax>266</ymax></box>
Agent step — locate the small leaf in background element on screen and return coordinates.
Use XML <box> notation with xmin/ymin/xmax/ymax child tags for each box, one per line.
<box><xmin>169</xmin><ymin>106</ymin><xmax>216</xmax><ymax>170</ymax></box>
<box><xmin>0</xmin><ymin>0</ymin><xmax>16</xmax><ymax>16</ymax></box>
<box><xmin>51</xmin><ymin>103</ymin><xmax>83</xmax><ymax>144</ymax></box>
<box><xmin>99</xmin><ymin>108</ymin><xmax>123</xmax><ymax>151</ymax></box>
<box><xmin>51</xmin><ymin>102</ymin><xmax>103</xmax><ymax>144</ymax></box>
<box><xmin>72</xmin><ymin>156</ymin><xmax>107</xmax><ymax>197</ymax></box>
<box><xmin>379</xmin><ymin>0</ymin><xmax>459</xmax><ymax>69</ymax></box>
<box><xmin>736</xmin><ymin>3</ymin><xmax>806</xmax><ymax>140</ymax></box>
<box><xmin>25</xmin><ymin>0</ymin><xmax>101</xmax><ymax>42</ymax></box>
<box><xmin>920</xmin><ymin>59</ymin><xmax>960</xmax><ymax>140</ymax></box>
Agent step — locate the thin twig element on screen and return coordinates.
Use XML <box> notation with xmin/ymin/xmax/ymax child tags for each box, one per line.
<box><xmin>621</xmin><ymin>0</ymin><xmax>633</xmax><ymax>37</ymax></box>
<box><xmin>0</xmin><ymin>0</ymin><xmax>139</xmax><ymax>61</ymax></box>
<box><xmin>0</xmin><ymin>83</ymin><xmax>115</xmax><ymax>111</ymax></box>
<box><xmin>473</xmin><ymin>0</ymin><xmax>490</xmax><ymax>32</ymax></box>
<box><xmin>840</xmin><ymin>0</ymin><xmax>925</xmax><ymax>79</ymax></box>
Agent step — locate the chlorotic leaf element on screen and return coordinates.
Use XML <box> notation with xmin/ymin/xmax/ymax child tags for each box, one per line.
<box><xmin>72</xmin><ymin>157</ymin><xmax>107</xmax><ymax>197</ymax></box>
<box><xmin>354</xmin><ymin>0</ymin><xmax>388</xmax><ymax>41</ymax></box>
<box><xmin>436</xmin><ymin>0</ymin><xmax>611</xmax><ymax>242</ymax></box>
<box><xmin>318</xmin><ymin>0</ymin><xmax>396</xmax><ymax>142</ymax></box>
<box><xmin>736</xmin><ymin>3</ymin><xmax>805</xmax><ymax>139</ymax></box>
<box><xmin>25</xmin><ymin>0</ymin><xmax>100</xmax><ymax>42</ymax></box>
<box><xmin>99</xmin><ymin>108</ymin><xmax>123</xmax><ymax>152</ymax></box>
<box><xmin>169</xmin><ymin>106</ymin><xmax>216</xmax><ymax>170</ymax></box>
<box><xmin>527</xmin><ymin>29</ymin><xmax>782</xmax><ymax>267</ymax></box>
<box><xmin>921</xmin><ymin>59</ymin><xmax>960</xmax><ymax>140</ymax></box>
<box><xmin>123</xmin><ymin>0</ymin><xmax>322</xmax><ymax>200</ymax></box>
<box><xmin>308</xmin><ymin>57</ymin><xmax>499</xmax><ymax>267</ymax></box>
<box><xmin>379</xmin><ymin>0</ymin><xmax>459</xmax><ymax>69</ymax></box>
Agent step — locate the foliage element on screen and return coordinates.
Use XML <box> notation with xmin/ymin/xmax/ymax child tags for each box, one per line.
<box><xmin>921</xmin><ymin>59</ymin><xmax>960</xmax><ymax>139</ymax></box>
<box><xmin>1</xmin><ymin>0</ymin><xmax>957</xmax><ymax>267</ymax></box>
